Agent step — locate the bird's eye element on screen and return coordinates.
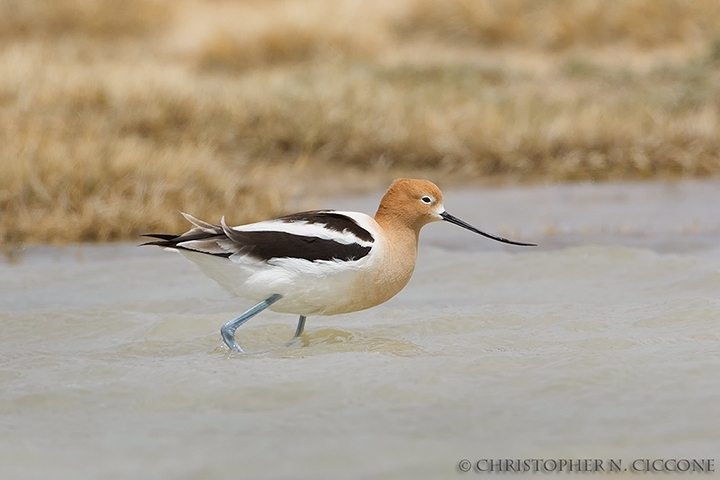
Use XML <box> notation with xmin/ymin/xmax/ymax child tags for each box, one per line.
<box><xmin>421</xmin><ymin>196</ymin><xmax>433</xmax><ymax>204</ymax></box>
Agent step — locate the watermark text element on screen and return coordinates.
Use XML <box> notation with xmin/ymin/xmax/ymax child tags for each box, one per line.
<box><xmin>457</xmin><ymin>458</ymin><xmax>715</xmax><ymax>473</ymax></box>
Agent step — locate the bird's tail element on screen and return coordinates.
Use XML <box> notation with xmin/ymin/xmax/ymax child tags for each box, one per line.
<box><xmin>140</xmin><ymin>213</ymin><xmax>233</xmax><ymax>258</ymax></box>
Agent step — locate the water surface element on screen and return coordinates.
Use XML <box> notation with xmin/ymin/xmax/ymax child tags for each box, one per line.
<box><xmin>1</xmin><ymin>180</ymin><xmax>719</xmax><ymax>479</ymax></box>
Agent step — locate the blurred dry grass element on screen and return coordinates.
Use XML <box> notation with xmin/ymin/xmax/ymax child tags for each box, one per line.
<box><xmin>2</xmin><ymin>0</ymin><xmax>720</xmax><ymax>245</ymax></box>
<box><xmin>397</xmin><ymin>0</ymin><xmax>720</xmax><ymax>48</ymax></box>
<box><xmin>0</xmin><ymin>0</ymin><xmax>168</xmax><ymax>38</ymax></box>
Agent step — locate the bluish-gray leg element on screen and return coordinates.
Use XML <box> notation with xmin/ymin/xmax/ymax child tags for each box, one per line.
<box><xmin>285</xmin><ymin>315</ymin><xmax>307</xmax><ymax>347</ymax></box>
<box><xmin>221</xmin><ymin>294</ymin><xmax>282</xmax><ymax>353</ymax></box>
<box><xmin>293</xmin><ymin>315</ymin><xmax>307</xmax><ymax>338</ymax></box>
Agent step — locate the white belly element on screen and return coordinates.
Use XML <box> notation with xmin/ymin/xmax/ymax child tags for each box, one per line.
<box><xmin>179</xmin><ymin>244</ymin><xmax>411</xmax><ymax>316</ymax></box>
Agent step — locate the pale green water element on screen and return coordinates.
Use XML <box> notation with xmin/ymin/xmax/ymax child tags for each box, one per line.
<box><xmin>1</xmin><ymin>180</ymin><xmax>719</xmax><ymax>479</ymax></box>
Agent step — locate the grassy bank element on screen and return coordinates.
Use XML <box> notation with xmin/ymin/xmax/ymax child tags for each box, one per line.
<box><xmin>1</xmin><ymin>0</ymin><xmax>720</xmax><ymax>244</ymax></box>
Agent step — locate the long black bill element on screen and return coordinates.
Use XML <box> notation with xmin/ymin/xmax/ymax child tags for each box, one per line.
<box><xmin>440</xmin><ymin>212</ymin><xmax>536</xmax><ymax>247</ymax></box>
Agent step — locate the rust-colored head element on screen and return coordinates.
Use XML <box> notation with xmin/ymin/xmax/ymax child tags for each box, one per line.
<box><xmin>374</xmin><ymin>179</ymin><xmax>445</xmax><ymax>232</ymax></box>
<box><xmin>374</xmin><ymin>178</ymin><xmax>537</xmax><ymax>246</ymax></box>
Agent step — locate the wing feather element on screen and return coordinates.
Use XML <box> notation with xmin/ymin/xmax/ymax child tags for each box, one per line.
<box><xmin>142</xmin><ymin>211</ymin><xmax>375</xmax><ymax>262</ymax></box>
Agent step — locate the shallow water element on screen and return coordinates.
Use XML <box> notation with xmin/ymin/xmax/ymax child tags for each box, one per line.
<box><xmin>1</xmin><ymin>180</ymin><xmax>719</xmax><ymax>479</ymax></box>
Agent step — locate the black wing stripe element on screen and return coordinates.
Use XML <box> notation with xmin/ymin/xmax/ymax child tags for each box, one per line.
<box><xmin>278</xmin><ymin>211</ymin><xmax>375</xmax><ymax>243</ymax></box>
<box><xmin>143</xmin><ymin>222</ymin><xmax>372</xmax><ymax>262</ymax></box>
<box><xmin>222</xmin><ymin>229</ymin><xmax>371</xmax><ymax>262</ymax></box>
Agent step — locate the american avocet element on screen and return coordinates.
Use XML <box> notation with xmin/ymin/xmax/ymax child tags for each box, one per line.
<box><xmin>143</xmin><ymin>178</ymin><xmax>535</xmax><ymax>352</ymax></box>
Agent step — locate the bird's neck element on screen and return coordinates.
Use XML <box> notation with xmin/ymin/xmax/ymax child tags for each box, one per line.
<box><xmin>370</xmin><ymin>212</ymin><xmax>420</xmax><ymax>302</ymax></box>
<box><xmin>376</xmin><ymin>208</ymin><xmax>420</xmax><ymax>236</ymax></box>
<box><xmin>374</xmin><ymin>211</ymin><xmax>421</xmax><ymax>263</ymax></box>
<box><xmin>375</xmin><ymin>205</ymin><xmax>425</xmax><ymax>237</ymax></box>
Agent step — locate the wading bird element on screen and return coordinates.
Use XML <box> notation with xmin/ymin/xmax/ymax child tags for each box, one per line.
<box><xmin>143</xmin><ymin>179</ymin><xmax>535</xmax><ymax>352</ymax></box>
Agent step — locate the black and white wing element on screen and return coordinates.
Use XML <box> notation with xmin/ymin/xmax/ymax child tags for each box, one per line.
<box><xmin>142</xmin><ymin>211</ymin><xmax>376</xmax><ymax>263</ymax></box>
